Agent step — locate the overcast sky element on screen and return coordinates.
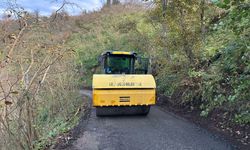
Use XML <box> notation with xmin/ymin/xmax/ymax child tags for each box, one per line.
<box><xmin>0</xmin><ymin>0</ymin><xmax>105</xmax><ymax>17</ymax></box>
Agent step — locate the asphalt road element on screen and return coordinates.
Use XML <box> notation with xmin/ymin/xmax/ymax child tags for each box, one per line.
<box><xmin>69</xmin><ymin>90</ymin><xmax>233</xmax><ymax>150</ymax></box>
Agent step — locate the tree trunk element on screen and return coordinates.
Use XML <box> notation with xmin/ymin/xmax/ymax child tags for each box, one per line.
<box><xmin>200</xmin><ymin>0</ymin><xmax>206</xmax><ymax>43</ymax></box>
<box><xmin>107</xmin><ymin>0</ymin><xmax>111</xmax><ymax>6</ymax></box>
<box><xmin>179</xmin><ymin>9</ymin><xmax>194</xmax><ymax>63</ymax></box>
<box><xmin>161</xmin><ymin>0</ymin><xmax>171</xmax><ymax>60</ymax></box>
<box><xmin>198</xmin><ymin>0</ymin><xmax>206</xmax><ymax>62</ymax></box>
<box><xmin>113</xmin><ymin>0</ymin><xmax>120</xmax><ymax>5</ymax></box>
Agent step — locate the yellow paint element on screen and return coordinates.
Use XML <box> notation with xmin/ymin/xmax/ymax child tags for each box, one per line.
<box><xmin>93</xmin><ymin>89</ymin><xmax>155</xmax><ymax>106</ymax></box>
<box><xmin>93</xmin><ymin>74</ymin><xmax>156</xmax><ymax>89</ymax></box>
<box><xmin>111</xmin><ymin>51</ymin><xmax>132</xmax><ymax>55</ymax></box>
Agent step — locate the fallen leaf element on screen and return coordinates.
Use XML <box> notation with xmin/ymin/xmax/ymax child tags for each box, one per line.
<box><xmin>5</xmin><ymin>101</ymin><xmax>13</xmax><ymax>105</ymax></box>
<box><xmin>11</xmin><ymin>91</ymin><xmax>19</xmax><ymax>94</ymax></box>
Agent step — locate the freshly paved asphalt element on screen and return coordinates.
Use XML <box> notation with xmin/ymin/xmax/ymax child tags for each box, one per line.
<box><xmin>70</xmin><ymin>90</ymin><xmax>233</xmax><ymax>150</ymax></box>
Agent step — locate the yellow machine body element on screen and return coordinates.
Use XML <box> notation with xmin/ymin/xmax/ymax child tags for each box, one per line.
<box><xmin>92</xmin><ymin>74</ymin><xmax>156</xmax><ymax>107</ymax></box>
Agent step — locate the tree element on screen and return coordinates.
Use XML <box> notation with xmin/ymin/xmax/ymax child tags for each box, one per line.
<box><xmin>106</xmin><ymin>0</ymin><xmax>120</xmax><ymax>6</ymax></box>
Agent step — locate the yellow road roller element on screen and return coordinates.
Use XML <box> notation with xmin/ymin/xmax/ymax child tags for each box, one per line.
<box><xmin>92</xmin><ymin>51</ymin><xmax>156</xmax><ymax>116</ymax></box>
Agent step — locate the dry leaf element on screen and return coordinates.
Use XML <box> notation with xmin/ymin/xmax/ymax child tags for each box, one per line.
<box><xmin>10</xmin><ymin>91</ymin><xmax>19</xmax><ymax>94</ymax></box>
<box><xmin>5</xmin><ymin>101</ymin><xmax>13</xmax><ymax>105</ymax></box>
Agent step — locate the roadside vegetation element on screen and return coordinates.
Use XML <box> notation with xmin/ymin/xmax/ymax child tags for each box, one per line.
<box><xmin>0</xmin><ymin>0</ymin><xmax>249</xmax><ymax>149</ymax></box>
<box><xmin>0</xmin><ymin>2</ymin><xmax>84</xmax><ymax>149</ymax></box>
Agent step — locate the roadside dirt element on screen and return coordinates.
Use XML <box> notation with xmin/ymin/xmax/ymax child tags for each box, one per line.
<box><xmin>157</xmin><ymin>94</ymin><xmax>250</xmax><ymax>150</ymax></box>
<box><xmin>52</xmin><ymin>90</ymin><xmax>92</xmax><ymax>150</ymax></box>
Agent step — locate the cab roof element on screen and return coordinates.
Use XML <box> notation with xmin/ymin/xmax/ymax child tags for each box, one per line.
<box><xmin>102</xmin><ymin>51</ymin><xmax>137</xmax><ymax>56</ymax></box>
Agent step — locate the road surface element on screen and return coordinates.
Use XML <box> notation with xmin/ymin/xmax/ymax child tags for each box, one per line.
<box><xmin>69</xmin><ymin>90</ymin><xmax>233</xmax><ymax>150</ymax></box>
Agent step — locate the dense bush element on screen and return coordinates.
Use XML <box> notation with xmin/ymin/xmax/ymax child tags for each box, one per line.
<box><xmin>0</xmin><ymin>11</ymin><xmax>83</xmax><ymax>149</ymax></box>
<box><xmin>200</xmin><ymin>3</ymin><xmax>250</xmax><ymax>123</ymax></box>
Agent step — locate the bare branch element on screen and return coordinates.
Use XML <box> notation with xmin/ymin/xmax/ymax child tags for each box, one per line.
<box><xmin>52</xmin><ymin>0</ymin><xmax>82</xmax><ymax>21</ymax></box>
